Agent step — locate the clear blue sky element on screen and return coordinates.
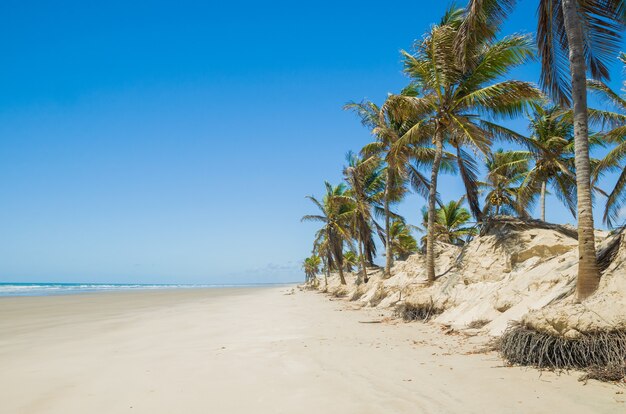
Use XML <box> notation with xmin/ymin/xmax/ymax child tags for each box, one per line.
<box><xmin>0</xmin><ymin>1</ymin><xmax>623</xmax><ymax>284</ymax></box>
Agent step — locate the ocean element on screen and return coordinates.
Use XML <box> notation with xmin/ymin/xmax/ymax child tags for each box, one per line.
<box><xmin>0</xmin><ymin>282</ymin><xmax>271</xmax><ymax>297</ymax></box>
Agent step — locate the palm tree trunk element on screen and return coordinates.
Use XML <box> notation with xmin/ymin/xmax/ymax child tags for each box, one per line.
<box><xmin>323</xmin><ymin>257</ymin><xmax>329</xmax><ymax>290</ymax></box>
<box><xmin>358</xmin><ymin>238</ymin><xmax>368</xmax><ymax>284</ymax></box>
<box><xmin>561</xmin><ymin>0</ymin><xmax>600</xmax><ymax>301</ymax></box>
<box><xmin>384</xmin><ymin>168</ymin><xmax>393</xmax><ymax>278</ymax></box>
<box><xmin>337</xmin><ymin>264</ymin><xmax>346</xmax><ymax>285</ymax></box>
<box><xmin>333</xmin><ymin>246</ymin><xmax>347</xmax><ymax>285</ymax></box>
<box><xmin>495</xmin><ymin>204</ymin><xmax>500</xmax><ymax>216</ymax></box>
<box><xmin>540</xmin><ymin>180</ymin><xmax>546</xmax><ymax>221</ymax></box>
<box><xmin>426</xmin><ymin>130</ymin><xmax>444</xmax><ymax>283</ymax></box>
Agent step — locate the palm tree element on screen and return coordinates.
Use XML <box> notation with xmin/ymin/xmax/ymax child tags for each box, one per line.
<box><xmin>302</xmin><ymin>182</ymin><xmax>354</xmax><ymax>285</ymax></box>
<box><xmin>388</xmin><ymin>220</ymin><xmax>419</xmax><ymax>261</ymax></box>
<box><xmin>482</xmin><ymin>149</ymin><xmax>532</xmax><ymax>217</ymax></box>
<box><xmin>313</xmin><ymin>232</ymin><xmax>333</xmax><ymax>289</ymax></box>
<box><xmin>518</xmin><ymin>103</ymin><xmax>617</xmax><ymax>221</ymax></box>
<box><xmin>344</xmin><ymin>100</ymin><xmax>438</xmax><ymax>278</ymax></box>
<box><xmin>520</xmin><ymin>106</ymin><xmax>578</xmax><ymax>221</ymax></box>
<box><xmin>392</xmin><ymin>8</ymin><xmax>541</xmax><ymax>282</ymax></box>
<box><xmin>343</xmin><ymin>151</ymin><xmax>385</xmax><ymax>283</ymax></box>
<box><xmin>302</xmin><ymin>255</ymin><xmax>321</xmax><ymax>285</ymax></box>
<box><xmin>420</xmin><ymin>198</ymin><xmax>478</xmax><ymax>249</ymax></box>
<box><xmin>588</xmin><ymin>54</ymin><xmax>626</xmax><ymax>227</ymax></box>
<box><xmin>459</xmin><ymin>0</ymin><xmax>626</xmax><ymax>300</ymax></box>
<box><xmin>342</xmin><ymin>250</ymin><xmax>358</xmax><ymax>273</ymax></box>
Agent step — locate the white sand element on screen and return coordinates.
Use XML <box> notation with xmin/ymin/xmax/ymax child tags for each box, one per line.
<box><xmin>0</xmin><ymin>287</ymin><xmax>623</xmax><ymax>413</ymax></box>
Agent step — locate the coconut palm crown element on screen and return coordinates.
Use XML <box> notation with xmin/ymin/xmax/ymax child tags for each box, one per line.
<box><xmin>420</xmin><ymin>198</ymin><xmax>478</xmax><ymax>248</ymax></box>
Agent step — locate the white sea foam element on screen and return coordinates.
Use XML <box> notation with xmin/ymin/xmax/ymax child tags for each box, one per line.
<box><xmin>0</xmin><ymin>283</ymin><xmax>271</xmax><ymax>297</ymax></box>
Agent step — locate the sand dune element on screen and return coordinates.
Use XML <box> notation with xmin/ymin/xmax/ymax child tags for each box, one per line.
<box><xmin>0</xmin><ymin>287</ymin><xmax>623</xmax><ymax>413</ymax></box>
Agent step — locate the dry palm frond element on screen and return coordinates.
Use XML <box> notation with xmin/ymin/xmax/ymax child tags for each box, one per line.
<box><xmin>479</xmin><ymin>216</ymin><xmax>578</xmax><ymax>239</ymax></box>
<box><xmin>596</xmin><ymin>228</ymin><xmax>624</xmax><ymax>271</ymax></box>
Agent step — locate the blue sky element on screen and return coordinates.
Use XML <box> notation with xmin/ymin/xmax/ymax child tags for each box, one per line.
<box><xmin>0</xmin><ymin>1</ymin><xmax>624</xmax><ymax>284</ymax></box>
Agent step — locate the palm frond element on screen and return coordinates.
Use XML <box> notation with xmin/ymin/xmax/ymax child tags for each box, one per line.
<box><xmin>604</xmin><ymin>167</ymin><xmax>626</xmax><ymax>227</ymax></box>
<box><xmin>537</xmin><ymin>0</ymin><xmax>625</xmax><ymax>105</ymax></box>
<box><xmin>456</xmin><ymin>147</ymin><xmax>482</xmax><ymax>220</ymax></box>
<box><xmin>455</xmin><ymin>0</ymin><xmax>518</xmax><ymax>68</ymax></box>
<box><xmin>537</xmin><ymin>0</ymin><xmax>571</xmax><ymax>105</ymax></box>
<box><xmin>587</xmin><ymin>79</ymin><xmax>626</xmax><ymax>112</ymax></box>
<box><xmin>459</xmin><ymin>80</ymin><xmax>543</xmax><ymax>119</ymax></box>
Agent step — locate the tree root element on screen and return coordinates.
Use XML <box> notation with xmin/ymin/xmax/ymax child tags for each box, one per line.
<box><xmin>394</xmin><ymin>300</ymin><xmax>443</xmax><ymax>322</ymax></box>
<box><xmin>499</xmin><ymin>322</ymin><xmax>626</xmax><ymax>382</ymax></box>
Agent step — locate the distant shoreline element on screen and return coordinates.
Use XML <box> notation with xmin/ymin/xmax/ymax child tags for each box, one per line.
<box><xmin>0</xmin><ymin>282</ymin><xmax>297</xmax><ymax>297</ymax></box>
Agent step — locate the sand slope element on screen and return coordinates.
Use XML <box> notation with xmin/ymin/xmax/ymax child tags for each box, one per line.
<box><xmin>325</xmin><ymin>220</ymin><xmax>625</xmax><ymax>340</ymax></box>
<box><xmin>0</xmin><ymin>287</ymin><xmax>623</xmax><ymax>413</ymax></box>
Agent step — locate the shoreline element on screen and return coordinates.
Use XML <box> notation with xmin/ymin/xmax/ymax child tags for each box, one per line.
<box><xmin>0</xmin><ymin>282</ymin><xmax>298</xmax><ymax>298</ymax></box>
<box><xmin>1</xmin><ymin>286</ymin><xmax>623</xmax><ymax>413</ymax></box>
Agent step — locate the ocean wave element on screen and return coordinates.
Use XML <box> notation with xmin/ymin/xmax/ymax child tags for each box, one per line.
<box><xmin>0</xmin><ymin>282</ymin><xmax>283</xmax><ymax>297</ymax></box>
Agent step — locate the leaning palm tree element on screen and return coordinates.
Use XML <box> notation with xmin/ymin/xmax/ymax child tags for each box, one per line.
<box><xmin>302</xmin><ymin>182</ymin><xmax>354</xmax><ymax>285</ymax></box>
<box><xmin>588</xmin><ymin>53</ymin><xmax>626</xmax><ymax>227</ymax></box>
<box><xmin>344</xmin><ymin>100</ymin><xmax>439</xmax><ymax>278</ymax></box>
<box><xmin>482</xmin><ymin>149</ymin><xmax>532</xmax><ymax>217</ymax></box>
<box><xmin>458</xmin><ymin>0</ymin><xmax>626</xmax><ymax>300</ymax></box>
<box><xmin>420</xmin><ymin>198</ymin><xmax>478</xmax><ymax>249</ymax></box>
<box><xmin>343</xmin><ymin>151</ymin><xmax>385</xmax><ymax>283</ymax></box>
<box><xmin>313</xmin><ymin>232</ymin><xmax>333</xmax><ymax>289</ymax></box>
<box><xmin>392</xmin><ymin>8</ymin><xmax>541</xmax><ymax>282</ymax></box>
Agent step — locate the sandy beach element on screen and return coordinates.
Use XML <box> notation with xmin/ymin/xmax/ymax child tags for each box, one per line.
<box><xmin>0</xmin><ymin>286</ymin><xmax>623</xmax><ymax>414</ymax></box>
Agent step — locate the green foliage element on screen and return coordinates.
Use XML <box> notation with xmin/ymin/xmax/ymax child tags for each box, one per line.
<box><xmin>343</xmin><ymin>151</ymin><xmax>384</xmax><ymax>264</ymax></box>
<box><xmin>302</xmin><ymin>182</ymin><xmax>355</xmax><ymax>284</ymax></box>
<box><xmin>342</xmin><ymin>250</ymin><xmax>358</xmax><ymax>272</ymax></box>
<box><xmin>517</xmin><ymin>105</ymin><xmax>580</xmax><ymax>217</ymax></box>
<box><xmin>587</xmin><ymin>62</ymin><xmax>626</xmax><ymax>227</ymax></box>
<box><xmin>421</xmin><ymin>198</ymin><xmax>477</xmax><ymax>247</ymax></box>
<box><xmin>344</xmin><ymin>100</ymin><xmax>443</xmax><ymax>207</ymax></box>
<box><xmin>482</xmin><ymin>149</ymin><xmax>531</xmax><ymax>217</ymax></box>
<box><xmin>388</xmin><ymin>220</ymin><xmax>419</xmax><ymax>260</ymax></box>
<box><xmin>393</xmin><ymin>6</ymin><xmax>541</xmax><ymax>220</ymax></box>
<box><xmin>300</xmin><ymin>3</ymin><xmax>626</xmax><ymax>278</ymax></box>
<box><xmin>302</xmin><ymin>255</ymin><xmax>321</xmax><ymax>284</ymax></box>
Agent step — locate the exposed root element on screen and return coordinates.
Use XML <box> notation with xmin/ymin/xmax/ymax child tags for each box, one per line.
<box><xmin>394</xmin><ymin>300</ymin><xmax>443</xmax><ymax>322</ymax></box>
<box><xmin>369</xmin><ymin>285</ymin><xmax>387</xmax><ymax>307</ymax></box>
<box><xmin>499</xmin><ymin>322</ymin><xmax>626</xmax><ymax>382</ymax></box>
<box><xmin>301</xmin><ymin>283</ymin><xmax>319</xmax><ymax>291</ymax></box>
<box><xmin>331</xmin><ymin>287</ymin><xmax>348</xmax><ymax>298</ymax></box>
<box><xmin>350</xmin><ymin>288</ymin><xmax>365</xmax><ymax>302</ymax></box>
<box><xmin>495</xmin><ymin>302</ymin><xmax>513</xmax><ymax>313</ymax></box>
<box><xmin>467</xmin><ymin>319</ymin><xmax>491</xmax><ymax>329</ymax></box>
